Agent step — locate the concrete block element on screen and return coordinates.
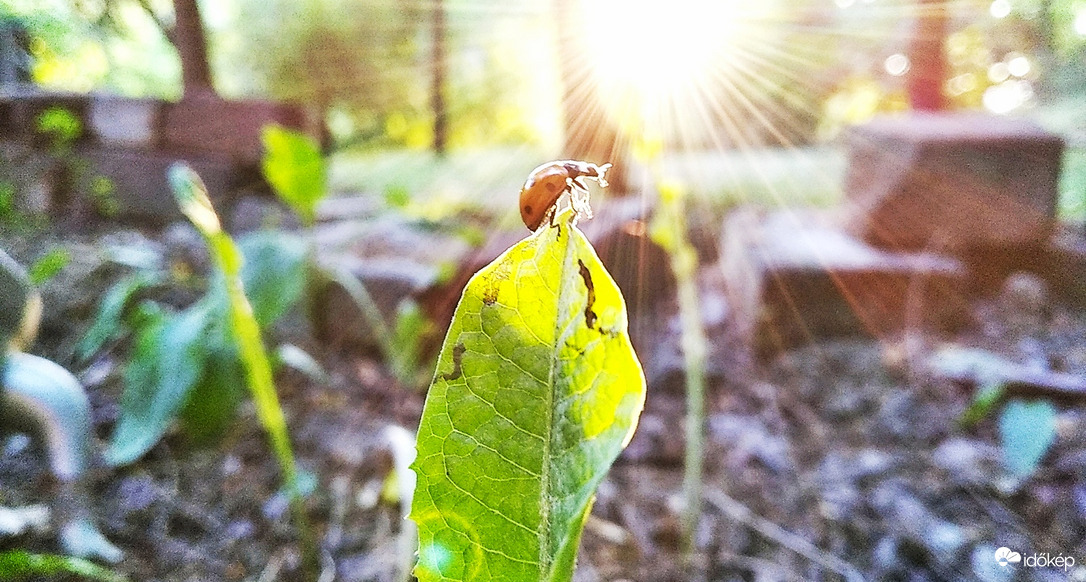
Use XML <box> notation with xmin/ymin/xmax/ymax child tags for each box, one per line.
<box><xmin>161</xmin><ymin>95</ymin><xmax>323</xmax><ymax>163</ymax></box>
<box><xmin>87</xmin><ymin>95</ymin><xmax>160</xmax><ymax>148</ymax></box>
<box><xmin>720</xmin><ymin>208</ymin><xmax>970</xmax><ymax>356</ymax></box>
<box><xmin>77</xmin><ymin>147</ymin><xmax>242</xmax><ymax>223</ymax></box>
<box><xmin>843</xmin><ymin>113</ymin><xmax>1064</xmax><ymax>251</ymax></box>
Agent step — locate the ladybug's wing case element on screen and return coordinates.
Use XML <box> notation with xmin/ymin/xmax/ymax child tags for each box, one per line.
<box><xmin>518</xmin><ymin>160</ymin><xmax>610</xmax><ymax>231</ymax></box>
<box><xmin>519</xmin><ymin>164</ymin><xmax>571</xmax><ymax>230</ymax></box>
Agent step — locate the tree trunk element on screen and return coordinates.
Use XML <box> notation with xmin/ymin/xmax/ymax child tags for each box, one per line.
<box><xmin>431</xmin><ymin>0</ymin><xmax>448</xmax><ymax>155</ymax></box>
<box><xmin>906</xmin><ymin>0</ymin><xmax>948</xmax><ymax>111</ymax></box>
<box><xmin>173</xmin><ymin>0</ymin><xmax>215</xmax><ymax>97</ymax></box>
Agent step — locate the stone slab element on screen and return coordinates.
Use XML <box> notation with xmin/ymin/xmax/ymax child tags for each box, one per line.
<box><xmin>87</xmin><ymin>94</ymin><xmax>160</xmax><ymax>148</ymax></box>
<box><xmin>1036</xmin><ymin>227</ymin><xmax>1086</xmax><ymax>308</ymax></box>
<box><xmin>312</xmin><ymin>215</ymin><xmax>476</xmax><ymax>351</ymax></box>
<box><xmin>720</xmin><ymin>208</ymin><xmax>970</xmax><ymax>356</ymax></box>
<box><xmin>77</xmin><ymin>147</ymin><xmax>243</xmax><ymax>223</ymax></box>
<box><xmin>161</xmin><ymin>95</ymin><xmax>323</xmax><ymax>164</ymax></box>
<box><xmin>842</xmin><ymin>113</ymin><xmax>1064</xmax><ymax>251</ymax></box>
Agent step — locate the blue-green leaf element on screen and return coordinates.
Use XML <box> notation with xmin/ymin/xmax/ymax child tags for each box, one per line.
<box><xmin>998</xmin><ymin>398</ymin><xmax>1057</xmax><ymax>479</ymax></box>
<box><xmin>77</xmin><ymin>271</ymin><xmax>162</xmax><ymax>362</ymax></box>
<box><xmin>238</xmin><ymin>231</ymin><xmax>308</xmax><ymax>327</ymax></box>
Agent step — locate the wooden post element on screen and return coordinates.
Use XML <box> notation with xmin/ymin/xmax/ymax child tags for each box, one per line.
<box><xmin>906</xmin><ymin>0</ymin><xmax>948</xmax><ymax>111</ymax></box>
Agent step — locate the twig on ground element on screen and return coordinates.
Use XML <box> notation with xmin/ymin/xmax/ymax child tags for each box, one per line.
<box><xmin>703</xmin><ymin>487</ymin><xmax>864</xmax><ymax>582</ymax></box>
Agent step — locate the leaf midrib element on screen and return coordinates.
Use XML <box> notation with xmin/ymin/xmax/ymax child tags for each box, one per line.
<box><xmin>538</xmin><ymin>217</ymin><xmax>579</xmax><ymax>581</ymax></box>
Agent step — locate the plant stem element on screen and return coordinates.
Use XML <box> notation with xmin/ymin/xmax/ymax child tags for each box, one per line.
<box><xmin>169</xmin><ymin>164</ymin><xmax>318</xmax><ymax>575</ymax></box>
<box><xmin>649</xmin><ymin>182</ymin><xmax>708</xmax><ymax>557</ymax></box>
<box><xmin>677</xmin><ymin>260</ymin><xmax>707</xmax><ymax>555</ymax></box>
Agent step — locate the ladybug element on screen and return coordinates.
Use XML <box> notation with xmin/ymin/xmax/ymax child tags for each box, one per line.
<box><xmin>519</xmin><ymin>160</ymin><xmax>611</xmax><ymax>231</ymax></box>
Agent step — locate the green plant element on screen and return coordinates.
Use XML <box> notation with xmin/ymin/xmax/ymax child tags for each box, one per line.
<box><xmin>648</xmin><ymin>181</ymin><xmax>708</xmax><ymax>555</ymax></box>
<box><xmin>410</xmin><ymin>207</ymin><xmax>646</xmax><ymax>581</ymax></box>
<box><xmin>168</xmin><ymin>164</ymin><xmax>316</xmax><ymax>570</ymax></box>
<box><xmin>940</xmin><ymin>347</ymin><xmax>1060</xmax><ymax>479</ymax></box>
<box><xmin>0</xmin><ymin>550</ymin><xmax>126</xmax><ymax>582</ymax></box>
<box><xmin>28</xmin><ymin>247</ymin><xmax>71</xmax><ymax>286</ymax></box>
<box><xmin>36</xmin><ymin>106</ymin><xmax>83</xmax><ymax>154</ymax></box>
<box><xmin>81</xmin><ymin>228</ymin><xmax>309</xmax><ymax>464</ymax></box>
<box><xmin>260</xmin><ymin>123</ymin><xmax>437</xmax><ymax>388</ymax></box>
<box><xmin>262</xmin><ymin>124</ymin><xmax>326</xmax><ymax>228</ymax></box>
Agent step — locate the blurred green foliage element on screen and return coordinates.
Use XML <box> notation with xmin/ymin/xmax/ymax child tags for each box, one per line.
<box><xmin>27</xmin><ymin>247</ymin><xmax>70</xmax><ymax>285</ymax></box>
<box><xmin>0</xmin><ymin>550</ymin><xmax>126</xmax><ymax>582</ymax></box>
<box><xmin>261</xmin><ymin>124</ymin><xmax>325</xmax><ymax>226</ymax></box>
<box><xmin>82</xmin><ymin>227</ymin><xmax>310</xmax><ymax>464</ymax></box>
<box><xmin>35</xmin><ymin>106</ymin><xmax>82</xmax><ymax>149</ymax></box>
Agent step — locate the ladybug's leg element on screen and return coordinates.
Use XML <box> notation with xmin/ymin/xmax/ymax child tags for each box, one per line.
<box><xmin>547</xmin><ymin>200</ymin><xmax>561</xmax><ymax>229</ymax></box>
<box><xmin>569</xmin><ymin>177</ymin><xmax>593</xmax><ymax>222</ymax></box>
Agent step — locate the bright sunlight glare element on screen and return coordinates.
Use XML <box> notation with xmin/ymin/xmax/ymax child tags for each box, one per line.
<box><xmin>582</xmin><ymin>0</ymin><xmax>744</xmax><ymax>95</ymax></box>
<box><xmin>578</xmin><ymin>0</ymin><xmax>785</xmax><ymax>150</ymax></box>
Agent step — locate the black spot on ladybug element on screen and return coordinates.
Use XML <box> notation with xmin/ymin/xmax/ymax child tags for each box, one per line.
<box><xmin>546</xmin><ymin>181</ymin><xmax>560</xmax><ymax>194</ymax></box>
<box><xmin>523</xmin><ymin>204</ymin><xmax>533</xmax><ymax>215</ymax></box>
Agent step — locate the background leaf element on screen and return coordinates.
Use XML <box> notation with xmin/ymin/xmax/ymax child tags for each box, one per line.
<box><xmin>106</xmin><ymin>302</ymin><xmax>213</xmax><ymax>466</ymax></box>
<box><xmin>261</xmin><ymin>124</ymin><xmax>327</xmax><ymax>226</ymax></box>
<box><xmin>238</xmin><ymin>231</ymin><xmax>308</xmax><ymax>327</ymax></box>
<box><xmin>180</xmin><ymin>348</ymin><xmax>246</xmax><ymax>446</ymax></box>
<box><xmin>998</xmin><ymin>398</ymin><xmax>1057</xmax><ymax>479</ymax></box>
<box><xmin>76</xmin><ymin>271</ymin><xmax>161</xmax><ymax>362</ymax></box>
<box><xmin>410</xmin><ymin>210</ymin><xmax>645</xmax><ymax>581</ymax></box>
<box><xmin>28</xmin><ymin>247</ymin><xmax>70</xmax><ymax>285</ymax></box>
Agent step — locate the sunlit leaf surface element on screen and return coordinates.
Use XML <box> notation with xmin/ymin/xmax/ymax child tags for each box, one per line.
<box><xmin>411</xmin><ymin>209</ymin><xmax>645</xmax><ymax>581</ymax></box>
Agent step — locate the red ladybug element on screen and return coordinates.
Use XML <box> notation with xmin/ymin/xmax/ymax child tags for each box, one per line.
<box><xmin>519</xmin><ymin>160</ymin><xmax>611</xmax><ymax>230</ymax></box>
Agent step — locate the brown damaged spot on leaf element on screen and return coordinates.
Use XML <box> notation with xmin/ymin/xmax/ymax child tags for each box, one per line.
<box><xmin>442</xmin><ymin>342</ymin><xmax>466</xmax><ymax>381</ymax></box>
<box><xmin>577</xmin><ymin>259</ymin><xmax>597</xmax><ymax>330</ymax></box>
<box><xmin>483</xmin><ymin>285</ymin><xmax>499</xmax><ymax>306</ymax></box>
<box><xmin>482</xmin><ymin>261</ymin><xmax>510</xmax><ymax>305</ymax></box>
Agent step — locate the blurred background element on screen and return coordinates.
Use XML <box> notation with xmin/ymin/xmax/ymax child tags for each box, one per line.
<box><xmin>2</xmin><ymin>1</ymin><xmax>1086</xmax><ymax>580</ymax></box>
<box><xmin>4</xmin><ymin>0</ymin><xmax>1084</xmax><ymax>215</ymax></box>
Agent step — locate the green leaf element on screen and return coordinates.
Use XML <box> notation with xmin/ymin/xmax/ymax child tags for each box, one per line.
<box><xmin>410</xmin><ymin>209</ymin><xmax>646</xmax><ymax>582</ymax></box>
<box><xmin>180</xmin><ymin>348</ymin><xmax>246</xmax><ymax>446</ymax></box>
<box><xmin>28</xmin><ymin>247</ymin><xmax>70</xmax><ymax>286</ymax></box>
<box><xmin>261</xmin><ymin>124</ymin><xmax>326</xmax><ymax>226</ymax></box>
<box><xmin>76</xmin><ymin>271</ymin><xmax>162</xmax><ymax>362</ymax></box>
<box><xmin>238</xmin><ymin>231</ymin><xmax>308</xmax><ymax>327</ymax></box>
<box><xmin>999</xmin><ymin>398</ymin><xmax>1057</xmax><ymax>479</ymax></box>
<box><xmin>958</xmin><ymin>381</ymin><xmax>1006</xmax><ymax>428</ymax></box>
<box><xmin>106</xmin><ymin>302</ymin><xmax>213</xmax><ymax>466</ymax></box>
<box><xmin>0</xmin><ymin>550</ymin><xmax>127</xmax><ymax>582</ymax></box>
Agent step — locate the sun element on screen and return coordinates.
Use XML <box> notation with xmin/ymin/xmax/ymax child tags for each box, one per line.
<box><xmin>582</xmin><ymin>0</ymin><xmax>747</xmax><ymax>95</ymax></box>
<box><xmin>576</xmin><ymin>0</ymin><xmax>779</xmax><ymax>149</ymax></box>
